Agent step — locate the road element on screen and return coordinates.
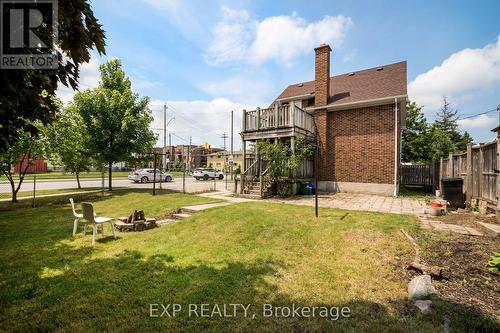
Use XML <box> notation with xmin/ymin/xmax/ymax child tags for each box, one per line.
<box><xmin>0</xmin><ymin>177</ymin><xmax>234</xmax><ymax>194</ymax></box>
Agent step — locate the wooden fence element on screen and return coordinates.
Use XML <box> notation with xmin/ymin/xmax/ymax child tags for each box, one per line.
<box><xmin>400</xmin><ymin>163</ymin><xmax>440</xmax><ymax>190</ymax></box>
<box><xmin>440</xmin><ymin>138</ymin><xmax>499</xmax><ymax>211</ymax></box>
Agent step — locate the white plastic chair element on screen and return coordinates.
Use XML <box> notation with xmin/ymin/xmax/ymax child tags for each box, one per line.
<box><xmin>69</xmin><ymin>198</ymin><xmax>83</xmax><ymax>236</ymax></box>
<box><xmin>81</xmin><ymin>202</ymin><xmax>116</xmax><ymax>246</ymax></box>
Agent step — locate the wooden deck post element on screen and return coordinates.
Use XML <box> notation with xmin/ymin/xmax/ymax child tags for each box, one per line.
<box><xmin>256</xmin><ymin>107</ymin><xmax>261</xmax><ymax>130</ymax></box>
<box><xmin>242</xmin><ymin>109</ymin><xmax>246</xmax><ymax>132</ymax></box>
<box><xmin>274</xmin><ymin>103</ymin><xmax>278</xmax><ymax>128</ymax></box>
<box><xmin>466</xmin><ymin>143</ymin><xmax>473</xmax><ymax>205</ymax></box>
<box><xmin>290</xmin><ymin>102</ymin><xmax>295</xmax><ymax>127</ymax></box>
<box><xmin>241</xmin><ymin>139</ymin><xmax>246</xmax><ymax>194</ymax></box>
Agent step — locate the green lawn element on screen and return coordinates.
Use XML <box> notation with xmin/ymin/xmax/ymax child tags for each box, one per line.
<box><xmin>0</xmin><ymin>187</ymin><xmax>105</xmax><ymax>200</ymax></box>
<box><xmin>0</xmin><ymin>195</ymin><xmax>497</xmax><ymax>332</ymax></box>
<box><xmin>0</xmin><ymin>171</ymin><xmax>185</xmax><ymax>183</ymax></box>
<box><xmin>0</xmin><ymin>171</ymin><xmax>130</xmax><ymax>182</ymax></box>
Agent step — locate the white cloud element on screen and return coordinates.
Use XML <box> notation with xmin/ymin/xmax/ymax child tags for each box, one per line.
<box><xmin>206</xmin><ymin>8</ymin><xmax>353</xmax><ymax>66</ymax></box>
<box><xmin>199</xmin><ymin>75</ymin><xmax>272</xmax><ymax>105</ymax></box>
<box><xmin>458</xmin><ymin>114</ymin><xmax>496</xmax><ymax>130</ymax></box>
<box><xmin>148</xmin><ymin>98</ymin><xmax>255</xmax><ymax>149</ymax></box>
<box><xmin>56</xmin><ymin>54</ymin><xmax>101</xmax><ymax>104</ymax></box>
<box><xmin>409</xmin><ymin>36</ymin><xmax>500</xmax><ymax>109</ymax></box>
<box><xmin>143</xmin><ymin>0</ymin><xmax>206</xmax><ymax>41</ymax></box>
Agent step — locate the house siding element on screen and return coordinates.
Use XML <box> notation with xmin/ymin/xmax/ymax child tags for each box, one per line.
<box><xmin>314</xmin><ymin>103</ymin><xmax>400</xmax><ymax>185</ymax></box>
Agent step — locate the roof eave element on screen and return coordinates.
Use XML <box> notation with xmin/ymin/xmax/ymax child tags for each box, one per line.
<box><xmin>304</xmin><ymin>95</ymin><xmax>408</xmax><ymax>112</ymax></box>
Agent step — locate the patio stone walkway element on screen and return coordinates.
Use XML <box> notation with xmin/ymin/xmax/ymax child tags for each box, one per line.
<box><xmin>267</xmin><ymin>192</ymin><xmax>427</xmax><ymax>215</ymax></box>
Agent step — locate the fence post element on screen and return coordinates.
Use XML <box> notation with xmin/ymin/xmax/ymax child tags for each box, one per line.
<box><xmin>153</xmin><ymin>153</ymin><xmax>157</xmax><ymax>196</ymax></box>
<box><xmin>439</xmin><ymin>157</ymin><xmax>444</xmax><ymax>189</ymax></box>
<box><xmin>478</xmin><ymin>144</ymin><xmax>484</xmax><ymax>203</ymax></box>
<box><xmin>497</xmin><ymin>138</ymin><xmax>500</xmax><ymax>214</ymax></box>
<box><xmin>466</xmin><ymin>144</ymin><xmax>473</xmax><ymax>206</ymax></box>
<box><xmin>448</xmin><ymin>152</ymin><xmax>453</xmax><ymax>177</ymax></box>
<box><xmin>32</xmin><ymin>175</ymin><xmax>36</xmax><ymax>208</ymax></box>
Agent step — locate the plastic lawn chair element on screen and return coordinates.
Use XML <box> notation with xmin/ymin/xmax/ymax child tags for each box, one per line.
<box><xmin>81</xmin><ymin>202</ymin><xmax>116</xmax><ymax>246</ymax></box>
<box><xmin>69</xmin><ymin>198</ymin><xmax>83</xmax><ymax>236</ymax></box>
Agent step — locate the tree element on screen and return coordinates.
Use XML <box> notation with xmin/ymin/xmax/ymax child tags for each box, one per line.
<box><xmin>0</xmin><ymin>0</ymin><xmax>106</xmax><ymax>154</ymax></box>
<box><xmin>432</xmin><ymin>96</ymin><xmax>474</xmax><ymax>158</ymax></box>
<box><xmin>427</xmin><ymin>127</ymin><xmax>454</xmax><ymax>162</ymax></box>
<box><xmin>74</xmin><ymin>59</ymin><xmax>156</xmax><ymax>190</ymax></box>
<box><xmin>0</xmin><ymin>128</ymin><xmax>44</xmax><ymax>202</ymax></box>
<box><xmin>43</xmin><ymin>107</ymin><xmax>93</xmax><ymax>189</ymax></box>
<box><xmin>402</xmin><ymin>101</ymin><xmax>431</xmax><ymax>163</ymax></box>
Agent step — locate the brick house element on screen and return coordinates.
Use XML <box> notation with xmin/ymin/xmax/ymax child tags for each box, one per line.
<box><xmin>240</xmin><ymin>43</ymin><xmax>407</xmax><ymax>196</ymax></box>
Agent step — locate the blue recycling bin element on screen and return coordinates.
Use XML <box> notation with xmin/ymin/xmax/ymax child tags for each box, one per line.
<box><xmin>306</xmin><ymin>181</ymin><xmax>315</xmax><ymax>195</ymax></box>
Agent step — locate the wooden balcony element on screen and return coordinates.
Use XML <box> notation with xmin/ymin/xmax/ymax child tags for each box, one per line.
<box><xmin>241</xmin><ymin>104</ymin><xmax>315</xmax><ymax>141</ymax></box>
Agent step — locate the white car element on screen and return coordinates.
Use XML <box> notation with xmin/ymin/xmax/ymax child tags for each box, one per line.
<box><xmin>193</xmin><ymin>168</ymin><xmax>224</xmax><ymax>180</ymax></box>
<box><xmin>128</xmin><ymin>169</ymin><xmax>173</xmax><ymax>183</ymax></box>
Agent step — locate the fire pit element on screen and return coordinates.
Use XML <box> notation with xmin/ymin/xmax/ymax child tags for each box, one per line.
<box><xmin>114</xmin><ymin>210</ymin><xmax>156</xmax><ymax>232</ymax></box>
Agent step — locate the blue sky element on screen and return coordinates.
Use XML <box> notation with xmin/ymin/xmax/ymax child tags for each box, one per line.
<box><xmin>58</xmin><ymin>0</ymin><xmax>500</xmax><ymax>148</ymax></box>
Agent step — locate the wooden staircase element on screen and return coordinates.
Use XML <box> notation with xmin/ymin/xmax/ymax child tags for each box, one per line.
<box><xmin>240</xmin><ymin>159</ymin><xmax>274</xmax><ymax>199</ymax></box>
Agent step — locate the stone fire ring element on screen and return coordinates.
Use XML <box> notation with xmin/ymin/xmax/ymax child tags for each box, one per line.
<box><xmin>115</xmin><ymin>217</ymin><xmax>157</xmax><ymax>232</ymax></box>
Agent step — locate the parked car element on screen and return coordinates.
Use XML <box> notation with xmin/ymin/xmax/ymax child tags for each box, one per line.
<box><xmin>128</xmin><ymin>169</ymin><xmax>173</xmax><ymax>183</ymax></box>
<box><xmin>193</xmin><ymin>168</ymin><xmax>224</xmax><ymax>180</ymax></box>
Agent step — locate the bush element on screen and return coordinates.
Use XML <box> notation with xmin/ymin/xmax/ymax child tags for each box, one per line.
<box><xmin>488</xmin><ymin>252</ymin><xmax>500</xmax><ymax>274</ymax></box>
<box><xmin>276</xmin><ymin>181</ymin><xmax>294</xmax><ymax>198</ymax></box>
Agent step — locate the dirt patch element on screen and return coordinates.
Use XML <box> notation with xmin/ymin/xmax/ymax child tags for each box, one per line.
<box><xmin>429</xmin><ymin>210</ymin><xmax>497</xmax><ymax>229</ymax></box>
<box><xmin>415</xmin><ymin>230</ymin><xmax>500</xmax><ymax>321</ymax></box>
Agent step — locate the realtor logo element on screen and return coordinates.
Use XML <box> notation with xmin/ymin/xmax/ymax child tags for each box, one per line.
<box><xmin>1</xmin><ymin>0</ymin><xmax>58</xmax><ymax>69</ymax></box>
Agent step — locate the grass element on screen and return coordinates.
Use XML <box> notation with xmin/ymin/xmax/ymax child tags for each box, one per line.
<box><xmin>0</xmin><ymin>187</ymin><xmax>107</xmax><ymax>200</ymax></box>
<box><xmin>0</xmin><ymin>196</ymin><xmax>497</xmax><ymax>332</ymax></box>
<box><xmin>0</xmin><ymin>171</ymin><xmax>130</xmax><ymax>182</ymax></box>
<box><xmin>0</xmin><ymin>171</ymin><xmax>185</xmax><ymax>183</ymax></box>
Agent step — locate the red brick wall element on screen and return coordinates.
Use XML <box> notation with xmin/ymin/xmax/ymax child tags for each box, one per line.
<box><xmin>314</xmin><ymin>103</ymin><xmax>400</xmax><ymax>184</ymax></box>
<box><xmin>314</xmin><ymin>45</ymin><xmax>331</xmax><ymax>107</ymax></box>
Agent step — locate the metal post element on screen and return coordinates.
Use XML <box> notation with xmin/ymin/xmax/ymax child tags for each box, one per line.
<box><xmin>169</xmin><ymin>133</ymin><xmax>172</xmax><ymax>171</ymax></box>
<box><xmin>182</xmin><ymin>163</ymin><xmax>186</xmax><ymax>194</ymax></box>
<box><xmin>163</xmin><ymin>104</ymin><xmax>167</xmax><ymax>150</ymax></box>
<box><xmin>230</xmin><ymin>110</ymin><xmax>234</xmax><ymax>180</ymax></box>
<box><xmin>32</xmin><ymin>175</ymin><xmax>36</xmax><ymax>208</ymax></box>
<box><xmin>188</xmin><ymin>136</ymin><xmax>192</xmax><ymax>173</ymax></box>
<box><xmin>153</xmin><ymin>153</ymin><xmax>157</xmax><ymax>196</ymax></box>
<box><xmin>221</xmin><ymin>131</ymin><xmax>228</xmax><ymax>190</ymax></box>
<box><xmin>315</xmin><ymin>132</ymin><xmax>319</xmax><ymax>218</ymax></box>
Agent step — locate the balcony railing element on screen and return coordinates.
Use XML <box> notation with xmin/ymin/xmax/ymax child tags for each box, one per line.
<box><xmin>243</xmin><ymin>104</ymin><xmax>315</xmax><ymax>133</ymax></box>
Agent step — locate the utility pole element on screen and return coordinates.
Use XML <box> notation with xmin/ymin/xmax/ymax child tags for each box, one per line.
<box><xmin>221</xmin><ymin>132</ymin><xmax>228</xmax><ymax>188</ymax></box>
<box><xmin>188</xmin><ymin>136</ymin><xmax>192</xmax><ymax>173</ymax></box>
<box><xmin>230</xmin><ymin>110</ymin><xmax>234</xmax><ymax>180</ymax></box>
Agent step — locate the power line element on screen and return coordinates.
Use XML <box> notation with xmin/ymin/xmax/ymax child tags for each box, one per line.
<box><xmin>458</xmin><ymin>108</ymin><xmax>497</xmax><ymax>120</ymax></box>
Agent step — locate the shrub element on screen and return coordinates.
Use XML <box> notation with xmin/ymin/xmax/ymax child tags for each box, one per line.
<box><xmin>488</xmin><ymin>252</ymin><xmax>500</xmax><ymax>274</ymax></box>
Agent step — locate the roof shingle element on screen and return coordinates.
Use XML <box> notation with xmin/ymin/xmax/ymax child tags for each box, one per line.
<box><xmin>276</xmin><ymin>61</ymin><xmax>407</xmax><ymax>106</ymax></box>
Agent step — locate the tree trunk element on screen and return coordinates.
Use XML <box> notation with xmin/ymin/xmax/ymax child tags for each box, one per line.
<box><xmin>8</xmin><ymin>178</ymin><xmax>18</xmax><ymax>203</ymax></box>
<box><xmin>108</xmin><ymin>161</ymin><xmax>112</xmax><ymax>191</ymax></box>
<box><xmin>76</xmin><ymin>172</ymin><xmax>81</xmax><ymax>189</ymax></box>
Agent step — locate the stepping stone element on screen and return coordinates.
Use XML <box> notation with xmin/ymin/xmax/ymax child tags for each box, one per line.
<box><xmin>156</xmin><ymin>219</ymin><xmax>177</xmax><ymax>226</ymax></box>
<box><xmin>463</xmin><ymin>227</ymin><xmax>483</xmax><ymax>236</ymax></box>
<box><xmin>180</xmin><ymin>202</ymin><xmax>231</xmax><ymax>213</ymax></box>
<box><xmin>476</xmin><ymin>222</ymin><xmax>500</xmax><ymax>236</ymax></box>
<box><xmin>171</xmin><ymin>213</ymin><xmax>191</xmax><ymax>220</ymax></box>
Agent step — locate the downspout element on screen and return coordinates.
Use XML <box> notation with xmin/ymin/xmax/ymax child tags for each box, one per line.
<box><xmin>393</xmin><ymin>98</ymin><xmax>399</xmax><ymax>197</ymax></box>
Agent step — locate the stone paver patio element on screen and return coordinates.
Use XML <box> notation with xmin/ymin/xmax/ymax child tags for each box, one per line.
<box><xmin>267</xmin><ymin>192</ymin><xmax>427</xmax><ymax>215</ymax></box>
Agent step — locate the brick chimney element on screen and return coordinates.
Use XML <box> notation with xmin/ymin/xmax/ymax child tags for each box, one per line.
<box><xmin>314</xmin><ymin>43</ymin><xmax>332</xmax><ymax>107</ymax></box>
